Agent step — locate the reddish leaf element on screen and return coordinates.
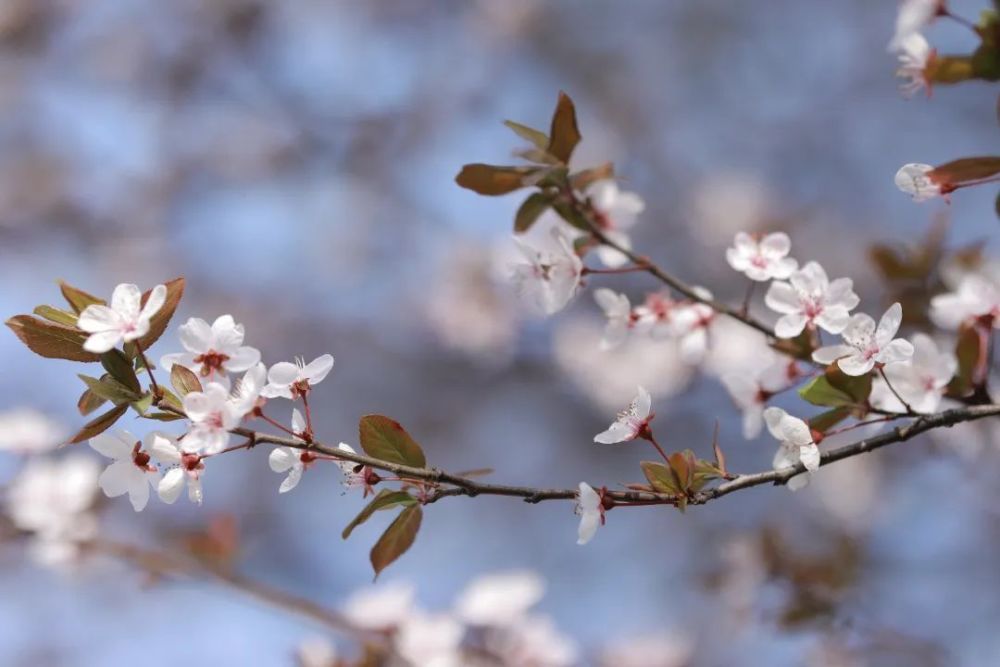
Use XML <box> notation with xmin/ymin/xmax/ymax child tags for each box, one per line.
<box><xmin>931</xmin><ymin>156</ymin><xmax>1000</xmax><ymax>184</ymax></box>
<box><xmin>6</xmin><ymin>315</ymin><xmax>100</xmax><ymax>362</ymax></box>
<box><xmin>170</xmin><ymin>364</ymin><xmax>203</xmax><ymax>397</ymax></box>
<box><xmin>370</xmin><ymin>505</ymin><xmax>422</xmax><ymax>579</ymax></box>
<box><xmin>547</xmin><ymin>91</ymin><xmax>582</xmax><ymax>164</ymax></box>
<box><xmin>514</xmin><ymin>192</ymin><xmax>554</xmax><ymax>233</ymax></box>
<box><xmin>455</xmin><ymin>164</ymin><xmax>540</xmax><ymax>196</ymax></box>
<box><xmin>67</xmin><ymin>403</ymin><xmax>128</xmax><ymax>444</ymax></box>
<box><xmin>58</xmin><ymin>280</ymin><xmax>105</xmax><ymax>314</ymax></box>
<box><xmin>359</xmin><ymin>415</ymin><xmax>427</xmax><ymax>468</ymax></box>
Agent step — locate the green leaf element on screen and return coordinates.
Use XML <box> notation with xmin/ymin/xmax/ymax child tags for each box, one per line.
<box><xmin>455</xmin><ymin>164</ymin><xmax>540</xmax><ymax>196</ymax></box>
<box><xmin>503</xmin><ymin>120</ymin><xmax>549</xmax><ymax>150</ymax></box>
<box><xmin>640</xmin><ymin>461</ymin><xmax>680</xmax><ymax>495</ymax></box>
<box><xmin>359</xmin><ymin>415</ymin><xmax>427</xmax><ymax>468</ymax></box>
<box><xmin>668</xmin><ymin>450</ymin><xmax>696</xmax><ymax>492</ymax></box>
<box><xmin>171</xmin><ymin>364</ymin><xmax>203</xmax><ymax>397</ymax></box>
<box><xmin>131</xmin><ymin>392</ymin><xmax>155</xmax><ymax>416</ymax></box>
<box><xmin>77</xmin><ymin>374</ymin><xmax>142</xmax><ymax>405</ymax></box>
<box><xmin>551</xmin><ymin>198</ymin><xmax>591</xmax><ymax>231</ymax></box>
<box><xmin>58</xmin><ymin>280</ymin><xmax>104</xmax><ymax>314</ymax></box>
<box><xmin>144</xmin><ymin>411</ymin><xmax>186</xmax><ymax>422</ymax></box>
<box><xmin>5</xmin><ymin>315</ymin><xmax>100</xmax><ymax>362</ymax></box>
<box><xmin>32</xmin><ymin>305</ymin><xmax>78</xmax><ymax>327</ymax></box>
<box><xmin>343</xmin><ymin>490</ymin><xmax>417</xmax><ymax>539</ymax></box>
<box><xmin>807</xmin><ymin>406</ymin><xmax>853</xmax><ymax>434</ymax></box>
<box><xmin>77</xmin><ymin>388</ymin><xmax>107</xmax><ymax>416</ymax></box>
<box><xmin>798</xmin><ymin>366</ymin><xmax>871</xmax><ymax>408</ymax></box>
<box><xmin>370</xmin><ymin>505</ymin><xmax>422</xmax><ymax>580</ymax></box>
<box><xmin>514</xmin><ymin>192</ymin><xmax>554</xmax><ymax>233</ymax></box>
<box><xmin>547</xmin><ymin>91</ymin><xmax>582</xmax><ymax>164</ymax></box>
<box><xmin>101</xmin><ymin>350</ymin><xmax>141</xmax><ymax>393</ymax></box>
<box><xmin>67</xmin><ymin>403</ymin><xmax>128</xmax><ymax>444</ymax></box>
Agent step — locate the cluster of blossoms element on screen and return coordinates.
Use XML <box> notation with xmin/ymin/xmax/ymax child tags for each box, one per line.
<box><xmin>295</xmin><ymin>571</ymin><xmax>691</xmax><ymax>667</ymax></box>
<box><xmin>53</xmin><ymin>283</ymin><xmax>364</xmax><ymax>513</ymax></box>
<box><xmin>508</xmin><ymin>180</ymin><xmax>643</xmax><ymax>316</ymax></box>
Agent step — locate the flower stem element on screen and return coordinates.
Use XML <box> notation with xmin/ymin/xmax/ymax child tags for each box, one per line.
<box><xmin>643</xmin><ymin>430</ymin><xmax>671</xmax><ymax>465</ymax></box>
<box><xmin>134</xmin><ymin>340</ymin><xmax>161</xmax><ymax>399</ymax></box>
<box><xmin>878</xmin><ymin>366</ymin><xmax>915</xmax><ymax>414</ymax></box>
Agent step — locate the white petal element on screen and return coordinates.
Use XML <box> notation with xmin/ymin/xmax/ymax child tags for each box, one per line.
<box><xmin>594</xmin><ymin>421</ymin><xmax>634</xmax><ymax>444</ymax></box>
<box><xmin>763</xmin><ymin>407</ymin><xmax>788</xmax><ymax>441</ymax></box>
<box><xmin>187</xmin><ymin>476</ymin><xmax>204</xmax><ymax>504</ymax></box>
<box><xmin>211</xmin><ymin>315</ymin><xmax>245</xmax><ymax>350</ymax></box>
<box><xmin>875</xmin><ymin>303</ymin><xmax>904</xmax><ymax>346</ymax></box>
<box><xmin>815</xmin><ymin>307</ymin><xmax>850</xmax><ymax>335</ymax></box>
<box><xmin>77</xmin><ymin>305</ymin><xmax>123</xmax><ymax>334</ymax></box>
<box><xmin>98</xmin><ymin>461</ymin><xmax>133</xmax><ymax>498</ymax></box>
<box><xmin>269</xmin><ymin>447</ymin><xmax>297</xmax><ymax>473</ymax></box>
<box><xmin>279</xmin><ymin>466</ymin><xmax>303</xmax><ymax>493</ymax></box>
<box><xmin>110</xmin><ymin>283</ymin><xmax>143</xmax><ymax>319</ymax></box>
<box><xmin>759</xmin><ymin>232</ymin><xmax>791</xmax><ymax>257</ymax></box>
<box><xmin>838</xmin><ymin>354</ymin><xmax>875</xmax><ymax>377</ymax></box>
<box><xmin>224</xmin><ymin>346</ymin><xmax>261</xmax><ymax>373</ymax></box>
<box><xmin>878</xmin><ymin>338</ymin><xmax>915</xmax><ymax>365</ymax></box>
<box><xmin>303</xmin><ymin>354</ymin><xmax>334</xmax><ymax>383</ymax></box>
<box><xmin>799</xmin><ymin>444</ymin><xmax>821</xmax><ymax>471</ymax></box>
<box><xmin>812</xmin><ymin>344</ymin><xmax>853</xmax><ymax>364</ymax></box>
<box><xmin>779</xmin><ymin>414</ymin><xmax>814</xmax><ymax>447</ymax></box>
<box><xmin>634</xmin><ymin>386</ymin><xmax>651</xmax><ymax>419</ymax></box>
<box><xmin>291</xmin><ymin>410</ymin><xmax>306</xmax><ymax>435</ymax></box>
<box><xmin>267</xmin><ymin>362</ymin><xmax>300</xmax><ymax>387</ymax></box>
<box><xmin>786</xmin><ymin>472</ymin><xmax>810</xmax><ymax>491</ymax></box>
<box><xmin>126</xmin><ymin>473</ymin><xmax>151</xmax><ymax>512</ymax></box>
<box><xmin>83</xmin><ymin>330</ymin><xmax>124</xmax><ymax>353</ymax></box>
<box><xmin>138</xmin><ymin>284</ymin><xmax>167</xmax><ymax>321</ymax></box>
<box><xmin>148</xmin><ymin>434</ymin><xmax>182</xmax><ymax>464</ymax></box>
<box><xmin>158</xmin><ymin>468</ymin><xmax>185</xmax><ymax>504</ymax></box>
<box><xmin>89</xmin><ymin>430</ymin><xmax>135</xmax><ymax>460</ymax></box>
<box><xmin>769</xmin><ymin>257</ymin><xmax>799</xmax><ymax>280</ymax></box>
<box><xmin>764</xmin><ymin>281</ymin><xmax>801</xmax><ymax>315</ymax></box>
<box><xmin>178</xmin><ymin>318</ymin><xmax>213</xmax><ymax>353</ymax></box>
<box><xmin>774</xmin><ymin>313</ymin><xmax>809</xmax><ymax>339</ymax></box>
<box><xmin>159</xmin><ymin>352</ymin><xmax>196</xmax><ymax>373</ymax></box>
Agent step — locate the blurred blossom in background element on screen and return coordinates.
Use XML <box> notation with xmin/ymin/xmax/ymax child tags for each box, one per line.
<box><xmin>2</xmin><ymin>0</ymin><xmax>1000</xmax><ymax>665</ymax></box>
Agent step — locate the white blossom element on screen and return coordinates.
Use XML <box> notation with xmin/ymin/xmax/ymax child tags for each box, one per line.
<box><xmin>509</xmin><ymin>228</ymin><xmax>583</xmax><ymax>315</ymax></box>
<box><xmin>896</xmin><ymin>32</ymin><xmax>934</xmax><ymax>97</ymax></box>
<box><xmin>5</xmin><ymin>455</ymin><xmax>100</xmax><ymax>568</ymax></box>
<box><xmin>268</xmin><ymin>409</ymin><xmax>314</xmax><ymax>493</ymax></box>
<box><xmin>0</xmin><ymin>409</ymin><xmax>65</xmax><ymax>454</ymax></box>
<box><xmin>593</xmin><ymin>288</ymin><xmax>633</xmax><ymax>350</ymax></box>
<box><xmin>888</xmin><ymin>0</ymin><xmax>944</xmax><ymax>52</ymax></box>
<box><xmin>668</xmin><ymin>299</ymin><xmax>716</xmax><ymax>363</ymax></box>
<box><xmin>261</xmin><ymin>354</ymin><xmax>334</xmax><ymax>400</ymax></box>
<box><xmin>77</xmin><ymin>282</ymin><xmax>166</xmax><ymax>353</ymax></box>
<box><xmin>726</xmin><ymin>232</ymin><xmax>797</xmax><ymax>282</ymax></box>
<box><xmin>149</xmin><ymin>433</ymin><xmax>204</xmax><ymax>505</ymax></box>
<box><xmin>812</xmin><ymin>303</ymin><xmax>914</xmax><ymax>376</ymax></box>
<box><xmin>333</xmin><ymin>442</ymin><xmax>366</xmax><ymax>491</ymax></box>
<box><xmin>763</xmin><ymin>407</ymin><xmax>819</xmax><ymax>491</ymax></box>
<box><xmin>765</xmin><ymin>261</ymin><xmax>859</xmax><ymax>338</ymax></box>
<box><xmin>895</xmin><ymin>163</ymin><xmax>943</xmax><ymax>202</ymax></box>
<box><xmin>576</xmin><ymin>482</ymin><xmax>602</xmax><ymax>545</ymax></box>
<box><xmin>182</xmin><ymin>382</ymin><xmax>243</xmax><ymax>454</ymax></box>
<box><xmin>342</xmin><ymin>581</ymin><xmax>416</xmax><ymax>630</ymax></box>
<box><xmin>296</xmin><ymin>637</ymin><xmax>337</xmax><ymax>667</ymax></box>
<box><xmin>89</xmin><ymin>430</ymin><xmax>160</xmax><ymax>512</ymax></box>
<box><xmin>454</xmin><ymin>570</ymin><xmax>545</xmax><ymax>626</ymax></box>
<box><xmin>874</xmin><ymin>333</ymin><xmax>956</xmax><ymax>413</ymax></box>
<box><xmin>230</xmin><ymin>362</ymin><xmax>268</xmax><ymax>417</ymax></box>
<box><xmin>601</xmin><ymin>633</ymin><xmax>693</xmax><ymax>667</ymax></box>
<box><xmin>395</xmin><ymin>613</ymin><xmax>464</xmax><ymax>667</ymax></box>
<box><xmin>587</xmin><ymin>180</ymin><xmax>646</xmax><ymax>268</ymax></box>
<box><xmin>160</xmin><ymin>315</ymin><xmax>260</xmax><ymax>380</ymax></box>
<box><xmin>930</xmin><ymin>274</ymin><xmax>1000</xmax><ymax>329</ymax></box>
<box><xmin>722</xmin><ymin>356</ymin><xmax>796</xmax><ymax>439</ymax></box>
<box><xmin>594</xmin><ymin>386</ymin><xmax>652</xmax><ymax>444</ymax></box>
<box><xmin>485</xmin><ymin>614</ymin><xmax>578</xmax><ymax>667</ymax></box>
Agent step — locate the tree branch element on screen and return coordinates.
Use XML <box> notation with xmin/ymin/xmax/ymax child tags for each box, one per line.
<box><xmin>229</xmin><ymin>404</ymin><xmax>1000</xmax><ymax>509</ymax></box>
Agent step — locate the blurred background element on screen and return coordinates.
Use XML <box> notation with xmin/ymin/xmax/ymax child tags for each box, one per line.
<box><xmin>1</xmin><ymin>0</ymin><xmax>999</xmax><ymax>665</ymax></box>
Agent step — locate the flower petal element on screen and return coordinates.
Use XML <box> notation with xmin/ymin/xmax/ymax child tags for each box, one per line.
<box><xmin>303</xmin><ymin>354</ymin><xmax>334</xmax><ymax>384</ymax></box>
<box><xmin>158</xmin><ymin>468</ymin><xmax>185</xmax><ymax>504</ymax></box>
<box><xmin>178</xmin><ymin>318</ymin><xmax>213</xmax><ymax>354</ymax></box>
<box><xmin>764</xmin><ymin>281</ymin><xmax>800</xmax><ymax>315</ymax></box>
<box><xmin>89</xmin><ymin>430</ymin><xmax>135</xmax><ymax>460</ymax></box>
<box><xmin>138</xmin><ymin>284</ymin><xmax>167</xmax><ymax>321</ymax></box>
<box><xmin>269</xmin><ymin>447</ymin><xmax>297</xmax><ymax>473</ymax></box>
<box><xmin>110</xmin><ymin>283</ymin><xmax>142</xmax><ymax>319</ymax></box>
<box><xmin>812</xmin><ymin>344</ymin><xmax>853</xmax><ymax>364</ymax></box>
<box><xmin>279</xmin><ymin>466</ymin><xmax>303</xmax><ymax>493</ymax></box>
<box><xmin>875</xmin><ymin>303</ymin><xmax>904</xmax><ymax>347</ymax></box>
